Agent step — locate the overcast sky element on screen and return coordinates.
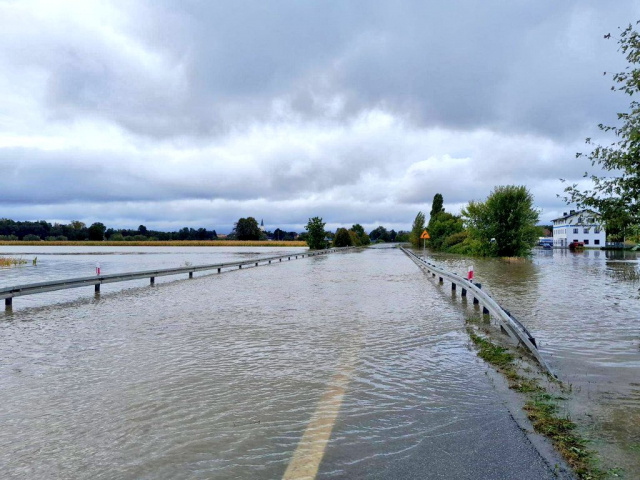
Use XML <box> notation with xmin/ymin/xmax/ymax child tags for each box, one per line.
<box><xmin>1</xmin><ymin>1</ymin><xmax>638</xmax><ymax>233</ymax></box>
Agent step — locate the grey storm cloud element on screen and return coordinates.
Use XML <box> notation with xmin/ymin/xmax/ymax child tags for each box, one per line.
<box><xmin>0</xmin><ymin>0</ymin><xmax>639</xmax><ymax>231</ymax></box>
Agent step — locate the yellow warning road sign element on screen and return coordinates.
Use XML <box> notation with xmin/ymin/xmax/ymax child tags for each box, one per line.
<box><xmin>420</xmin><ymin>230</ymin><xmax>430</xmax><ymax>239</ymax></box>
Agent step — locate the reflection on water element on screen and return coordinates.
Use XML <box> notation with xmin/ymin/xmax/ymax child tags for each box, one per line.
<box><xmin>423</xmin><ymin>247</ymin><xmax>640</xmax><ymax>474</ymax></box>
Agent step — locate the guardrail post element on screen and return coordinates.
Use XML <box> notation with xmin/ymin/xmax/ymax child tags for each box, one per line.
<box><xmin>218</xmin><ymin>267</ymin><xmax>221</xmax><ymax>273</ymax></box>
<box><xmin>483</xmin><ymin>306</ymin><xmax>490</xmax><ymax>315</ymax></box>
<box><xmin>461</xmin><ymin>287</ymin><xmax>467</xmax><ymax>297</ymax></box>
<box><xmin>239</xmin><ymin>265</ymin><xmax>242</xmax><ymax>269</ymax></box>
<box><xmin>150</xmin><ymin>277</ymin><xmax>155</xmax><ymax>285</ymax></box>
<box><xmin>189</xmin><ymin>272</ymin><xmax>193</xmax><ymax>279</ymax></box>
<box><xmin>95</xmin><ymin>284</ymin><xmax>100</xmax><ymax>293</ymax></box>
<box><xmin>439</xmin><ymin>276</ymin><xmax>443</xmax><ymax>283</ymax></box>
<box><xmin>5</xmin><ymin>297</ymin><xmax>12</xmax><ymax>308</ymax></box>
<box><xmin>473</xmin><ymin>296</ymin><xmax>479</xmax><ymax>304</ymax></box>
<box><xmin>269</xmin><ymin>260</ymin><xmax>271</xmax><ymax>264</ymax></box>
<box><xmin>451</xmin><ymin>283</ymin><xmax>456</xmax><ymax>291</ymax></box>
<box><xmin>255</xmin><ymin>262</ymin><xmax>258</xmax><ymax>266</ymax></box>
<box><xmin>432</xmin><ymin>273</ymin><xmax>435</xmax><ymax>278</ymax></box>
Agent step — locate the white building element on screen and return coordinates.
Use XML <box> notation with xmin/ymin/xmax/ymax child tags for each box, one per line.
<box><xmin>552</xmin><ymin>209</ymin><xmax>605</xmax><ymax>248</ymax></box>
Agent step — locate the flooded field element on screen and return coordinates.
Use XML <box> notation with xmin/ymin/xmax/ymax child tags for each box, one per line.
<box><xmin>0</xmin><ymin>245</ymin><xmax>638</xmax><ymax>478</ymax></box>
<box><xmin>425</xmin><ymin>247</ymin><xmax>640</xmax><ymax>475</ymax></box>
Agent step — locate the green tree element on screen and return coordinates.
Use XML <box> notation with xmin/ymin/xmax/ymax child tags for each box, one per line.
<box><xmin>305</xmin><ymin>217</ymin><xmax>326</xmax><ymax>249</ymax></box>
<box><xmin>333</xmin><ymin>228</ymin><xmax>353</xmax><ymax>247</ymax></box>
<box><xmin>430</xmin><ymin>193</ymin><xmax>444</xmax><ymax>219</ymax></box>
<box><xmin>427</xmin><ymin>193</ymin><xmax>461</xmax><ymax>250</ymax></box>
<box><xmin>395</xmin><ymin>230</ymin><xmax>410</xmax><ymax>242</ymax></box>
<box><xmin>369</xmin><ymin>226</ymin><xmax>390</xmax><ymax>242</ymax></box>
<box><xmin>409</xmin><ymin>211</ymin><xmax>426</xmax><ymax>248</ymax></box>
<box><xmin>462</xmin><ymin>185</ymin><xmax>539</xmax><ymax>257</ymax></box>
<box><xmin>351</xmin><ymin>224</ymin><xmax>371</xmax><ymax>245</ymax></box>
<box><xmin>428</xmin><ymin>212</ymin><xmax>464</xmax><ymax>250</ymax></box>
<box><xmin>234</xmin><ymin>217</ymin><xmax>261</xmax><ymax>240</ymax></box>
<box><xmin>70</xmin><ymin>220</ymin><xmax>86</xmax><ymax>230</ymax></box>
<box><xmin>88</xmin><ymin>222</ymin><xmax>106</xmax><ymax>241</ymax></box>
<box><xmin>562</xmin><ymin>23</ymin><xmax>640</xmax><ymax>230</ymax></box>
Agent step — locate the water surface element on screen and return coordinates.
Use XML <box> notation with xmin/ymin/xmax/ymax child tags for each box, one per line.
<box><xmin>1</xmin><ymin>246</ymin><xmax>555</xmax><ymax>479</ymax></box>
<box><xmin>423</xmin><ymin>247</ymin><xmax>640</xmax><ymax>474</ymax></box>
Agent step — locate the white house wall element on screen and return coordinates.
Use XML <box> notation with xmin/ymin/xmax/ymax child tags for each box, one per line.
<box><xmin>552</xmin><ymin>210</ymin><xmax>606</xmax><ymax>248</ymax></box>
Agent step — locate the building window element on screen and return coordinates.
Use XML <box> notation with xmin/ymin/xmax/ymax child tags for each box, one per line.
<box><xmin>584</xmin><ymin>228</ymin><xmax>590</xmax><ymax>234</ymax></box>
<box><xmin>573</xmin><ymin>228</ymin><xmax>578</xmax><ymax>234</ymax></box>
<box><xmin>584</xmin><ymin>239</ymin><xmax>589</xmax><ymax>245</ymax></box>
<box><xmin>594</xmin><ymin>239</ymin><xmax>600</xmax><ymax>245</ymax></box>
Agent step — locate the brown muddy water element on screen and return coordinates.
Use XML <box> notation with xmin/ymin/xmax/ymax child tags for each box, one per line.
<box><xmin>0</xmin><ymin>245</ymin><xmax>548</xmax><ymax>479</ymax></box>
<box><xmin>0</xmin><ymin>245</ymin><xmax>638</xmax><ymax>478</ymax></box>
<box><xmin>424</xmin><ymin>247</ymin><xmax>640</xmax><ymax>475</ymax></box>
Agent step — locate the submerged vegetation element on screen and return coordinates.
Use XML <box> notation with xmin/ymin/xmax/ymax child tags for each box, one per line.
<box><xmin>0</xmin><ymin>256</ymin><xmax>27</xmax><ymax>267</ymax></box>
<box><xmin>467</xmin><ymin>328</ymin><xmax>608</xmax><ymax>479</ymax></box>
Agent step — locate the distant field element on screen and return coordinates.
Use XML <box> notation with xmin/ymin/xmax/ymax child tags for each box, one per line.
<box><xmin>0</xmin><ymin>240</ymin><xmax>308</xmax><ymax>247</ymax></box>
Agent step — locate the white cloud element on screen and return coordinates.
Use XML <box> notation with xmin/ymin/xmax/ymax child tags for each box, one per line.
<box><xmin>0</xmin><ymin>0</ymin><xmax>638</xmax><ymax>232</ymax></box>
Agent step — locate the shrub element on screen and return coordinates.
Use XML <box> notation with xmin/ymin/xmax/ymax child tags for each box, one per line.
<box><xmin>23</xmin><ymin>234</ymin><xmax>42</xmax><ymax>241</ymax></box>
<box><xmin>443</xmin><ymin>231</ymin><xmax>468</xmax><ymax>248</ymax></box>
<box><xmin>333</xmin><ymin>228</ymin><xmax>353</xmax><ymax>247</ymax></box>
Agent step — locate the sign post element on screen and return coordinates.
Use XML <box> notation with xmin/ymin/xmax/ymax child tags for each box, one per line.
<box><xmin>420</xmin><ymin>230</ymin><xmax>430</xmax><ymax>258</ymax></box>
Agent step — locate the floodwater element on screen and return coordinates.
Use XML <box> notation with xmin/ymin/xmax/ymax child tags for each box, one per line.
<box><xmin>0</xmin><ymin>245</ymin><xmax>557</xmax><ymax>479</ymax></box>
<box><xmin>424</xmin><ymin>247</ymin><xmax>640</xmax><ymax>475</ymax></box>
<box><xmin>1</xmin><ymin>245</ymin><xmax>638</xmax><ymax>477</ymax></box>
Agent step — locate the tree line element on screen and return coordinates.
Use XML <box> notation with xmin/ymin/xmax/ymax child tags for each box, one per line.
<box><xmin>0</xmin><ymin>219</ymin><xmax>219</xmax><ymax>242</ymax></box>
<box><xmin>303</xmin><ymin>217</ymin><xmax>410</xmax><ymax>249</ymax></box>
<box><xmin>0</xmin><ymin>215</ymin><xmax>409</xmax><ymax>245</ymax></box>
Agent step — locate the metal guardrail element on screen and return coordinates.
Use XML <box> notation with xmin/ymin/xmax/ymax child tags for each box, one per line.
<box><xmin>400</xmin><ymin>247</ymin><xmax>553</xmax><ymax>375</ymax></box>
<box><xmin>2</xmin><ymin>246</ymin><xmax>355</xmax><ymax>308</ymax></box>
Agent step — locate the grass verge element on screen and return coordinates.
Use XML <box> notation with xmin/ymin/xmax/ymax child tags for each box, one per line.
<box><xmin>467</xmin><ymin>328</ymin><xmax>608</xmax><ymax>479</ymax></box>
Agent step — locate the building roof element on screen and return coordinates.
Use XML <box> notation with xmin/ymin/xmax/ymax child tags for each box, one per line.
<box><xmin>551</xmin><ymin>209</ymin><xmax>600</xmax><ymax>223</ymax></box>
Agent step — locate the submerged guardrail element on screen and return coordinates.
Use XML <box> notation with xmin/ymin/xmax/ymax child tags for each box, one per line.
<box><xmin>400</xmin><ymin>247</ymin><xmax>553</xmax><ymax>375</ymax></box>
<box><xmin>2</xmin><ymin>246</ymin><xmax>355</xmax><ymax>309</ymax></box>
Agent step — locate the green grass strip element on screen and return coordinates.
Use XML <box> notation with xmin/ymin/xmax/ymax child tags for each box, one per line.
<box><xmin>467</xmin><ymin>328</ymin><xmax>607</xmax><ymax>479</ymax></box>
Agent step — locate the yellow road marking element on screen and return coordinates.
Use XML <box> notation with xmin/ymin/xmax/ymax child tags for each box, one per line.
<box><xmin>282</xmin><ymin>350</ymin><xmax>359</xmax><ymax>480</ymax></box>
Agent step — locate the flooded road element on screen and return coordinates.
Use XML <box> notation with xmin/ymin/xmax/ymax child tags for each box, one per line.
<box><xmin>0</xmin><ymin>246</ymin><xmax>556</xmax><ymax>479</ymax></box>
<box><xmin>425</xmin><ymin>247</ymin><xmax>640</xmax><ymax>475</ymax></box>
